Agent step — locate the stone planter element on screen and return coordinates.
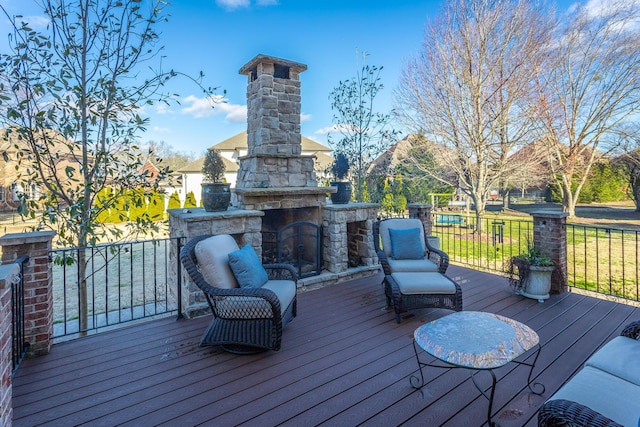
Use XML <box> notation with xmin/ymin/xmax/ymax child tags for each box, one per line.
<box><xmin>201</xmin><ymin>182</ymin><xmax>231</xmax><ymax>212</ymax></box>
<box><xmin>517</xmin><ymin>265</ymin><xmax>554</xmax><ymax>303</ymax></box>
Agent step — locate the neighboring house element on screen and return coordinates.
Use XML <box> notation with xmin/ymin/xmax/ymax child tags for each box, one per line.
<box><xmin>139</xmin><ymin>160</ymin><xmax>183</xmax><ymax>209</ymax></box>
<box><xmin>0</xmin><ymin>128</ymin><xmax>83</xmax><ymax>212</ymax></box>
<box><xmin>178</xmin><ymin>131</ymin><xmax>333</xmax><ymax>206</ymax></box>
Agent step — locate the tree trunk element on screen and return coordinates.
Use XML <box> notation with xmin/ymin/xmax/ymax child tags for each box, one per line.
<box><xmin>78</xmin><ymin>248</ymin><xmax>88</xmax><ymax>335</ymax></box>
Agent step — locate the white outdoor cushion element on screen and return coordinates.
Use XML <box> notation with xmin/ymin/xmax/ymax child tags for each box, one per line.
<box><xmin>262</xmin><ymin>280</ymin><xmax>296</xmax><ymax>315</ymax></box>
<box><xmin>549</xmin><ymin>365</ymin><xmax>640</xmax><ymax>427</ymax></box>
<box><xmin>379</xmin><ymin>219</ymin><xmax>426</xmax><ymax>258</ymax></box>
<box><xmin>388</xmin><ymin>258</ymin><xmax>439</xmax><ymax>273</ymax></box>
<box><xmin>585</xmin><ymin>336</ymin><xmax>640</xmax><ymax>387</ymax></box>
<box><xmin>215</xmin><ymin>279</ymin><xmax>296</xmax><ymax>318</ymax></box>
<box><xmin>194</xmin><ymin>234</ymin><xmax>239</xmax><ymax>289</ymax></box>
<box><xmin>391</xmin><ymin>272</ymin><xmax>457</xmax><ymax>295</ymax></box>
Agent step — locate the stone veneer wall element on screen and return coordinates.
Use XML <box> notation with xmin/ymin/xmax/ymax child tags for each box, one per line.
<box><xmin>236</xmin><ymin>55</ymin><xmax>315</xmax><ymax>191</ymax></box>
<box><xmin>168</xmin><ymin>208</ymin><xmax>264</xmax><ymax>318</ymax></box>
<box><xmin>322</xmin><ymin>203</ymin><xmax>379</xmax><ymax>274</ymax></box>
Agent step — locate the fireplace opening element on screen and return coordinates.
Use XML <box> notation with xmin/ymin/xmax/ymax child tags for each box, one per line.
<box><xmin>261</xmin><ymin>208</ymin><xmax>322</xmax><ymax>278</ymax></box>
<box><xmin>347</xmin><ymin>221</ymin><xmax>368</xmax><ymax>268</ymax></box>
<box><xmin>277</xmin><ymin>221</ymin><xmax>321</xmax><ymax>278</ymax></box>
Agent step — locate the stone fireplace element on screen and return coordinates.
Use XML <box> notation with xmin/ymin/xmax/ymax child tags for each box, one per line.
<box><xmin>169</xmin><ymin>54</ymin><xmax>380</xmax><ymax>318</ymax></box>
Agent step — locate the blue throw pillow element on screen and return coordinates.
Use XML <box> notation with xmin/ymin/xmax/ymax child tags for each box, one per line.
<box><xmin>228</xmin><ymin>245</ymin><xmax>269</xmax><ymax>288</ymax></box>
<box><xmin>389</xmin><ymin>227</ymin><xmax>424</xmax><ymax>260</ymax></box>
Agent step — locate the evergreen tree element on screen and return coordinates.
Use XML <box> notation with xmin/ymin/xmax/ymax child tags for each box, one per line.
<box><xmin>167</xmin><ymin>191</ymin><xmax>181</xmax><ymax>210</ymax></box>
<box><xmin>147</xmin><ymin>190</ymin><xmax>165</xmax><ymax>221</ymax></box>
<box><xmin>184</xmin><ymin>191</ymin><xmax>197</xmax><ymax>208</ymax></box>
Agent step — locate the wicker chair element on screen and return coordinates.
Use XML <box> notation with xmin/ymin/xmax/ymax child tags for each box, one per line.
<box><xmin>373</xmin><ymin>218</ymin><xmax>449</xmax><ymax>275</ymax></box>
<box><xmin>538</xmin><ymin>320</ymin><xmax>640</xmax><ymax>427</ymax></box>
<box><xmin>373</xmin><ymin>218</ymin><xmax>462</xmax><ymax>323</ymax></box>
<box><xmin>180</xmin><ymin>234</ymin><xmax>297</xmax><ymax>354</ymax></box>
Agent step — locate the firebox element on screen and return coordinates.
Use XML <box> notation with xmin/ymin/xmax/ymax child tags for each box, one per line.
<box><xmin>261</xmin><ymin>208</ymin><xmax>322</xmax><ymax>278</ymax></box>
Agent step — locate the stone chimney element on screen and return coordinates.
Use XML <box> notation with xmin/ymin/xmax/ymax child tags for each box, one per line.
<box><xmin>235</xmin><ymin>54</ymin><xmax>330</xmax><ymax>210</ymax></box>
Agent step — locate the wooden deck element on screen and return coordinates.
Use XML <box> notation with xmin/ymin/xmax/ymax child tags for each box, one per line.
<box><xmin>12</xmin><ymin>265</ymin><xmax>640</xmax><ymax>427</ymax></box>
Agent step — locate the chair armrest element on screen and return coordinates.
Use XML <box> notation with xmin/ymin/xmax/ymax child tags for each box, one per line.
<box><xmin>264</xmin><ymin>263</ymin><xmax>298</xmax><ymax>282</ymax></box>
<box><xmin>621</xmin><ymin>320</ymin><xmax>640</xmax><ymax>340</ymax></box>
<box><xmin>377</xmin><ymin>250</ymin><xmax>392</xmax><ymax>275</ymax></box>
<box><xmin>424</xmin><ymin>236</ymin><xmax>449</xmax><ymax>274</ymax></box>
<box><xmin>538</xmin><ymin>399</ymin><xmax>623</xmax><ymax>427</ymax></box>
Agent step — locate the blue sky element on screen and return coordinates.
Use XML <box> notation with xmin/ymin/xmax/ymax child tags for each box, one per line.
<box><xmin>1</xmin><ymin>0</ymin><xmax>578</xmax><ymax>157</ymax></box>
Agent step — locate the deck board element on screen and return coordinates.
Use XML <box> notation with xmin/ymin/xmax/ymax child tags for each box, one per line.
<box><xmin>12</xmin><ymin>265</ymin><xmax>640</xmax><ymax>427</ymax></box>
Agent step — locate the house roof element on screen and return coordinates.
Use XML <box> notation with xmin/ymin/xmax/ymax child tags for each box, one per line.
<box><xmin>210</xmin><ymin>131</ymin><xmax>331</xmax><ymax>153</ymax></box>
<box><xmin>178</xmin><ymin>155</ymin><xmax>238</xmax><ymax>174</ymax></box>
<box><xmin>368</xmin><ymin>133</ymin><xmax>424</xmax><ymax>174</ymax></box>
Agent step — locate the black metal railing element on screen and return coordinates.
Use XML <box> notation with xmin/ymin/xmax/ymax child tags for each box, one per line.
<box><xmin>431</xmin><ymin>212</ymin><xmax>534</xmax><ymax>273</ymax></box>
<box><xmin>567</xmin><ymin>223</ymin><xmax>640</xmax><ymax>302</ymax></box>
<box><xmin>50</xmin><ymin>237</ymin><xmax>183</xmax><ymax>339</ymax></box>
<box><xmin>12</xmin><ymin>256</ymin><xmax>29</xmax><ymax>375</ymax></box>
<box><xmin>430</xmin><ymin>212</ymin><xmax>640</xmax><ymax>303</ymax></box>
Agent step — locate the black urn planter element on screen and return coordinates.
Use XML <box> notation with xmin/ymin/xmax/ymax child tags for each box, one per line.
<box><xmin>201</xmin><ymin>182</ymin><xmax>231</xmax><ymax>212</ymax></box>
<box><xmin>330</xmin><ymin>181</ymin><xmax>352</xmax><ymax>204</ymax></box>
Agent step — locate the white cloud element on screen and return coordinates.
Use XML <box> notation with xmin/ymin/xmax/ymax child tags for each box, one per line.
<box><xmin>216</xmin><ymin>0</ymin><xmax>250</xmax><ymax>10</ymax></box>
<box><xmin>315</xmin><ymin>126</ymin><xmax>337</xmax><ymax>136</ymax></box>
<box><xmin>301</xmin><ymin>112</ymin><xmax>312</xmax><ymax>122</ymax></box>
<box><xmin>315</xmin><ymin>124</ymin><xmax>355</xmax><ymax>135</ymax></box>
<box><xmin>181</xmin><ymin>95</ymin><xmax>247</xmax><ymax>122</ymax></box>
<box><xmin>216</xmin><ymin>0</ymin><xmax>278</xmax><ymax>10</ymax></box>
<box><xmin>20</xmin><ymin>15</ymin><xmax>49</xmax><ymax>29</ymax></box>
<box><xmin>153</xmin><ymin>126</ymin><xmax>171</xmax><ymax>133</ymax></box>
<box><xmin>155</xmin><ymin>103</ymin><xmax>174</xmax><ymax>115</ymax></box>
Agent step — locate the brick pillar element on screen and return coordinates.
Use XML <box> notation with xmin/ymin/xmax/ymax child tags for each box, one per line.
<box><xmin>0</xmin><ymin>231</ymin><xmax>56</xmax><ymax>356</ymax></box>
<box><xmin>407</xmin><ymin>203</ymin><xmax>433</xmax><ymax>236</ymax></box>
<box><xmin>0</xmin><ymin>263</ymin><xmax>19</xmax><ymax>427</ymax></box>
<box><xmin>531</xmin><ymin>211</ymin><xmax>568</xmax><ymax>294</ymax></box>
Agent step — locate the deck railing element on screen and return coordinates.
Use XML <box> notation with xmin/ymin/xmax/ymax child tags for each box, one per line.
<box><xmin>50</xmin><ymin>237</ymin><xmax>183</xmax><ymax>339</ymax></box>
<box><xmin>431</xmin><ymin>212</ymin><xmax>640</xmax><ymax>303</ymax></box>
<box><xmin>567</xmin><ymin>224</ymin><xmax>640</xmax><ymax>301</ymax></box>
<box><xmin>432</xmin><ymin>212</ymin><xmax>533</xmax><ymax>273</ymax></box>
<box><xmin>45</xmin><ymin>213</ymin><xmax>640</xmax><ymax>340</ymax></box>
<box><xmin>12</xmin><ymin>256</ymin><xmax>29</xmax><ymax>374</ymax></box>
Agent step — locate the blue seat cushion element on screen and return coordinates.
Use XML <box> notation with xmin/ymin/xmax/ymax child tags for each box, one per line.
<box><xmin>228</xmin><ymin>245</ymin><xmax>269</xmax><ymax>288</ymax></box>
<box><xmin>389</xmin><ymin>227</ymin><xmax>424</xmax><ymax>260</ymax></box>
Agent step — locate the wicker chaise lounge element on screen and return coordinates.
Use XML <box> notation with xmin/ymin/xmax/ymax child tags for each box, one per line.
<box><xmin>180</xmin><ymin>234</ymin><xmax>297</xmax><ymax>354</ymax></box>
<box><xmin>374</xmin><ymin>218</ymin><xmax>462</xmax><ymax>323</ymax></box>
<box><xmin>538</xmin><ymin>320</ymin><xmax>640</xmax><ymax>427</ymax></box>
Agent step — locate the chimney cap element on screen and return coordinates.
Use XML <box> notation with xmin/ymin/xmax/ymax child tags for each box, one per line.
<box><xmin>239</xmin><ymin>54</ymin><xmax>307</xmax><ymax>75</ymax></box>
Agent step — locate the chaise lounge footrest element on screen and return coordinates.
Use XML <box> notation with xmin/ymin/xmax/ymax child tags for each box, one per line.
<box><xmin>385</xmin><ymin>272</ymin><xmax>463</xmax><ymax>323</ymax></box>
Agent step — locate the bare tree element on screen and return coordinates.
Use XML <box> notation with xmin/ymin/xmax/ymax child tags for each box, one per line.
<box><xmin>612</xmin><ymin>123</ymin><xmax>640</xmax><ymax>211</ymax></box>
<box><xmin>394</xmin><ymin>0</ymin><xmax>552</xmax><ymax>227</ymax></box>
<box><xmin>535</xmin><ymin>0</ymin><xmax>640</xmax><ymax>218</ymax></box>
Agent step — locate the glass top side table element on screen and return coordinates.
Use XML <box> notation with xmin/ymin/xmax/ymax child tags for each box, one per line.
<box><xmin>412</xmin><ymin>311</ymin><xmax>545</xmax><ymax>426</ymax></box>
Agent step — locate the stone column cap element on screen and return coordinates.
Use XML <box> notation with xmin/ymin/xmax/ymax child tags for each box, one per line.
<box><xmin>530</xmin><ymin>210</ymin><xmax>570</xmax><ymax>219</ymax></box>
<box><xmin>0</xmin><ymin>230</ymin><xmax>56</xmax><ymax>245</ymax></box>
<box><xmin>407</xmin><ymin>203</ymin><xmax>433</xmax><ymax>209</ymax></box>
<box><xmin>239</xmin><ymin>54</ymin><xmax>307</xmax><ymax>75</ymax></box>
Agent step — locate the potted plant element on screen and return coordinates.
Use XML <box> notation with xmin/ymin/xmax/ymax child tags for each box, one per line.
<box><xmin>329</xmin><ymin>152</ymin><xmax>351</xmax><ymax>204</ymax></box>
<box><xmin>507</xmin><ymin>246</ymin><xmax>555</xmax><ymax>302</ymax></box>
<box><xmin>201</xmin><ymin>149</ymin><xmax>231</xmax><ymax>212</ymax></box>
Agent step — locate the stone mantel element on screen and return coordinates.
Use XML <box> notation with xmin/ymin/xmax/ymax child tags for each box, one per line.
<box><xmin>235</xmin><ymin>187</ymin><xmax>336</xmax><ymax>197</ymax></box>
<box><xmin>168</xmin><ymin>207</ymin><xmax>264</xmax><ymax>224</ymax></box>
